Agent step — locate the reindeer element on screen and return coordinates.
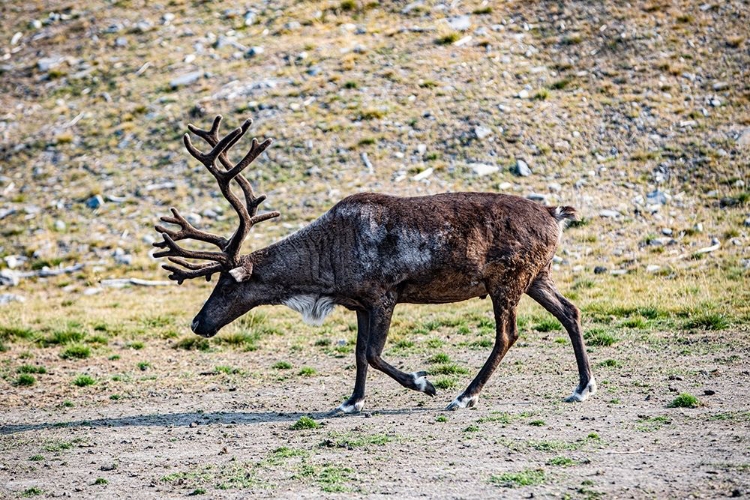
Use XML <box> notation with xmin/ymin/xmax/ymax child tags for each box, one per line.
<box><xmin>154</xmin><ymin>116</ymin><xmax>596</xmax><ymax>413</ymax></box>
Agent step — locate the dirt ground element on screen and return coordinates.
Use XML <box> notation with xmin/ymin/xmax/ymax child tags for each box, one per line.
<box><xmin>2</xmin><ymin>310</ymin><xmax>748</xmax><ymax>499</ymax></box>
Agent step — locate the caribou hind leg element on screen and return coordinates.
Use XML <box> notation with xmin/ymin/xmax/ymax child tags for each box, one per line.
<box><xmin>526</xmin><ymin>272</ymin><xmax>596</xmax><ymax>402</ymax></box>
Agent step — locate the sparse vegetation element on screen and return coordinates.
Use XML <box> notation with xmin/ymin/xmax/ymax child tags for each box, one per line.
<box><xmin>60</xmin><ymin>344</ymin><xmax>91</xmax><ymax>360</ymax></box>
<box><xmin>73</xmin><ymin>375</ymin><xmax>96</xmax><ymax>387</ymax></box>
<box><xmin>291</xmin><ymin>416</ymin><xmax>319</xmax><ymax>430</ymax></box>
<box><xmin>669</xmin><ymin>393</ymin><xmax>701</xmax><ymax>408</ymax></box>
<box><xmin>490</xmin><ymin>469</ymin><xmax>545</xmax><ymax>488</ymax></box>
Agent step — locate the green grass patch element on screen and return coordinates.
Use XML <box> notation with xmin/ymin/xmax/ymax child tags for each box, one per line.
<box><xmin>585</xmin><ymin>328</ymin><xmax>617</xmax><ymax>346</ymax></box>
<box><xmin>93</xmin><ymin>478</ymin><xmax>108</xmax><ymax>485</ymax></box>
<box><xmin>433</xmin><ymin>377</ymin><xmax>457</xmax><ymax>390</ymax></box>
<box><xmin>174</xmin><ymin>336</ymin><xmax>211</xmax><ymax>351</ymax></box>
<box><xmin>272</xmin><ymin>361</ymin><xmax>293</xmax><ymax>369</ymax></box>
<box><xmin>428</xmin><ymin>353</ymin><xmax>451</xmax><ymax>364</ymax></box>
<box><xmin>532</xmin><ymin>318</ymin><xmax>562</xmax><ymax>332</ymax></box>
<box><xmin>321</xmin><ymin>431</ymin><xmax>393</xmax><ymax>448</ymax></box>
<box><xmin>215</xmin><ymin>365</ymin><xmax>240</xmax><ymax>375</ymax></box>
<box><xmin>490</xmin><ymin>469</ymin><xmax>545</xmax><ymax>488</ymax></box>
<box><xmin>73</xmin><ymin>375</ymin><xmax>96</xmax><ymax>387</ymax></box>
<box><xmin>40</xmin><ymin>328</ymin><xmax>86</xmax><ymax>346</ymax></box>
<box><xmin>429</xmin><ymin>363</ymin><xmax>469</xmax><ymax>376</ymax></box>
<box><xmin>22</xmin><ymin>488</ymin><xmax>43</xmax><ymax>497</ymax></box>
<box><xmin>17</xmin><ymin>364</ymin><xmax>46</xmax><ymax>374</ymax></box>
<box><xmin>216</xmin><ymin>332</ymin><xmax>260</xmax><ymax>351</ymax></box>
<box><xmin>529</xmin><ymin>419</ymin><xmax>546</xmax><ymax>427</ymax></box>
<box><xmin>291</xmin><ymin>416</ymin><xmax>319</xmax><ymax>430</ymax></box>
<box><xmin>669</xmin><ymin>393</ymin><xmax>700</xmax><ymax>408</ymax></box>
<box><xmin>683</xmin><ymin>313</ymin><xmax>729</xmax><ymax>331</ymax></box>
<box><xmin>16</xmin><ymin>374</ymin><xmax>36</xmax><ymax>386</ymax></box>
<box><xmin>436</xmin><ymin>32</ymin><xmax>461</xmax><ymax>45</ymax></box>
<box><xmin>547</xmin><ymin>456</ymin><xmax>575</xmax><ymax>466</ymax></box>
<box><xmin>60</xmin><ymin>344</ymin><xmax>91</xmax><ymax>360</ymax></box>
<box><xmin>137</xmin><ymin>361</ymin><xmax>151</xmax><ymax>371</ymax></box>
<box><xmin>598</xmin><ymin>359</ymin><xmax>620</xmax><ymax>368</ymax></box>
<box><xmin>0</xmin><ymin>326</ymin><xmax>35</xmax><ymax>341</ymax></box>
<box><xmin>29</xmin><ymin>455</ymin><xmax>45</xmax><ymax>462</ymax></box>
<box><xmin>298</xmin><ymin>367</ymin><xmax>317</xmax><ymax>376</ymax></box>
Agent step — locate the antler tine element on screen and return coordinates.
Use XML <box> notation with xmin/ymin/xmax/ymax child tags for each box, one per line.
<box><xmin>162</xmin><ymin>262</ymin><xmax>223</xmax><ymax>284</ymax></box>
<box><xmin>154</xmin><ymin>208</ymin><xmax>228</xmax><ymax>249</ymax></box>
<box><xmin>153</xmin><ymin>232</ymin><xmax>228</xmax><ymax>264</ymax></box>
<box><xmin>182</xmin><ymin>127</ymin><xmax>243</xmax><ymax>179</ymax></box>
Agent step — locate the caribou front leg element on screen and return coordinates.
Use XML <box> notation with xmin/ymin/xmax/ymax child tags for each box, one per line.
<box><xmin>333</xmin><ymin>310</ymin><xmax>370</xmax><ymax>414</ymax></box>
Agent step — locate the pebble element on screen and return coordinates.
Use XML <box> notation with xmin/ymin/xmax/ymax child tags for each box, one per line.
<box><xmin>474</xmin><ymin>126</ymin><xmax>492</xmax><ymax>140</ymax></box>
<box><xmin>527</xmin><ymin>193</ymin><xmax>547</xmax><ymax>203</ymax></box>
<box><xmin>116</xmin><ymin>37</ymin><xmax>128</xmax><ymax>47</ymax></box>
<box><xmin>712</xmin><ymin>82</ymin><xmax>728</xmax><ymax>91</ymax></box>
<box><xmin>446</xmin><ymin>15</ymin><xmax>471</xmax><ymax>31</ymax></box>
<box><xmin>737</xmin><ymin>128</ymin><xmax>750</xmax><ymax>149</ymax></box>
<box><xmin>512</xmin><ymin>159</ymin><xmax>531</xmax><ymax>177</ymax></box>
<box><xmin>417</xmin><ymin>144</ymin><xmax>427</xmax><ymax>155</ymax></box>
<box><xmin>0</xmin><ymin>293</ymin><xmax>25</xmax><ymax>305</ymax></box>
<box><xmin>186</xmin><ymin>213</ymin><xmax>202</xmax><ymax>225</ymax></box>
<box><xmin>744</xmin><ymin>217</ymin><xmax>750</xmax><ymax>227</ymax></box>
<box><xmin>0</xmin><ymin>270</ymin><xmax>20</xmax><ymax>287</ymax></box>
<box><xmin>593</xmin><ymin>266</ymin><xmax>607</xmax><ymax>275</ymax></box>
<box><xmin>548</xmin><ymin>182</ymin><xmax>562</xmax><ymax>193</ymax></box>
<box><xmin>498</xmin><ymin>182</ymin><xmax>512</xmax><ymax>190</ymax></box>
<box><xmin>646</xmin><ymin>189</ymin><xmax>669</xmax><ymax>205</ymax></box>
<box><xmin>646</xmin><ymin>265</ymin><xmax>661</xmax><ymax>273</ymax></box>
<box><xmin>661</xmin><ymin>228</ymin><xmax>672</xmax><ymax>236</ymax></box>
<box><xmin>55</xmin><ymin>220</ymin><xmax>66</xmax><ymax>231</ymax></box>
<box><xmin>246</xmin><ymin>46</ymin><xmax>264</xmax><ymax>58</ymax></box>
<box><xmin>86</xmin><ymin>195</ymin><xmax>104</xmax><ymax>209</ymax></box>
<box><xmin>30</xmin><ymin>19</ymin><xmax>42</xmax><ymax>29</ymax></box>
<box><xmin>170</xmin><ymin>71</ymin><xmax>203</xmax><ymax>88</ymax></box>
<box><xmin>517</xmin><ymin>89</ymin><xmax>530</xmax><ymax>99</ymax></box>
<box><xmin>38</xmin><ymin>56</ymin><xmax>64</xmax><ymax>72</ymax></box>
<box><xmin>599</xmin><ymin>209</ymin><xmax>620</xmax><ymax>218</ymax></box>
<box><xmin>412</xmin><ymin>168</ymin><xmax>434</xmax><ymax>181</ymax></box>
<box><xmin>468</xmin><ymin>163</ymin><xmax>499</xmax><ymax>176</ymax></box>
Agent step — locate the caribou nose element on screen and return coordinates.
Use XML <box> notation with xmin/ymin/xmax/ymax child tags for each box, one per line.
<box><xmin>191</xmin><ymin>318</ymin><xmax>200</xmax><ymax>334</ymax></box>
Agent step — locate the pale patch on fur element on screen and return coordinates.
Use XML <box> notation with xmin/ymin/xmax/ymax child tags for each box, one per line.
<box><xmin>283</xmin><ymin>294</ymin><xmax>336</xmax><ymax>326</ymax></box>
<box><xmin>337</xmin><ymin>400</ymin><xmax>364</xmax><ymax>413</ymax></box>
<box><xmin>412</xmin><ymin>372</ymin><xmax>428</xmax><ymax>392</ymax></box>
<box><xmin>565</xmin><ymin>377</ymin><xmax>597</xmax><ymax>402</ymax></box>
<box><xmin>229</xmin><ymin>265</ymin><xmax>252</xmax><ymax>283</ymax></box>
<box><xmin>446</xmin><ymin>394</ymin><xmax>479</xmax><ymax>410</ymax></box>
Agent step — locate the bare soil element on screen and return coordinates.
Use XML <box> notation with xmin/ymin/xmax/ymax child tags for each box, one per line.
<box><xmin>2</xmin><ymin>318</ymin><xmax>748</xmax><ymax>499</ymax></box>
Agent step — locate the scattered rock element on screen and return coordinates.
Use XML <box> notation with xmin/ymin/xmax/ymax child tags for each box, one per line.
<box><xmin>170</xmin><ymin>71</ymin><xmax>203</xmax><ymax>89</ymax></box>
<box><xmin>646</xmin><ymin>264</ymin><xmax>661</xmax><ymax>273</ymax></box>
<box><xmin>599</xmin><ymin>209</ymin><xmax>620</xmax><ymax>218</ymax></box>
<box><xmin>468</xmin><ymin>163</ymin><xmax>498</xmax><ymax>176</ymax></box>
<box><xmin>474</xmin><ymin>126</ymin><xmax>492</xmax><ymax>140</ymax></box>
<box><xmin>245</xmin><ymin>46</ymin><xmax>264</xmax><ymax>58</ymax></box>
<box><xmin>661</xmin><ymin>228</ymin><xmax>673</xmax><ymax>236</ymax></box>
<box><xmin>498</xmin><ymin>182</ymin><xmax>512</xmax><ymax>190</ymax></box>
<box><xmin>511</xmin><ymin>159</ymin><xmax>531</xmax><ymax>177</ymax></box>
<box><xmin>744</xmin><ymin>217</ymin><xmax>750</xmax><ymax>227</ymax></box>
<box><xmin>38</xmin><ymin>56</ymin><xmax>64</xmax><ymax>72</ymax></box>
<box><xmin>446</xmin><ymin>15</ymin><xmax>471</xmax><ymax>31</ymax></box>
<box><xmin>695</xmin><ymin>238</ymin><xmax>721</xmax><ymax>254</ymax></box>
<box><xmin>517</xmin><ymin>89</ymin><xmax>530</xmax><ymax>99</ymax></box>
<box><xmin>412</xmin><ymin>168</ymin><xmax>434</xmax><ymax>181</ymax></box>
<box><xmin>548</xmin><ymin>182</ymin><xmax>562</xmax><ymax>193</ymax></box>
<box><xmin>738</xmin><ymin>128</ymin><xmax>750</xmax><ymax>149</ymax></box>
<box><xmin>55</xmin><ymin>220</ymin><xmax>66</xmax><ymax>231</ymax></box>
<box><xmin>0</xmin><ymin>293</ymin><xmax>25</xmax><ymax>305</ymax></box>
<box><xmin>647</xmin><ymin>190</ymin><xmax>669</xmax><ymax>205</ymax></box>
<box><xmin>712</xmin><ymin>82</ymin><xmax>728</xmax><ymax>91</ymax></box>
<box><xmin>86</xmin><ymin>195</ymin><xmax>104</xmax><ymax>209</ymax></box>
<box><xmin>704</xmin><ymin>389</ymin><xmax>716</xmax><ymax>395</ymax></box>
<box><xmin>526</xmin><ymin>193</ymin><xmax>547</xmax><ymax>203</ymax></box>
<box><xmin>1</xmin><ymin>270</ymin><xmax>21</xmax><ymax>287</ymax></box>
<box><xmin>593</xmin><ymin>266</ymin><xmax>607</xmax><ymax>275</ymax></box>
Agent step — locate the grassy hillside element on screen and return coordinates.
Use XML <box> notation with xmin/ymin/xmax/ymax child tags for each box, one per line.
<box><xmin>1</xmin><ymin>0</ymin><xmax>748</xmax><ymax>292</ymax></box>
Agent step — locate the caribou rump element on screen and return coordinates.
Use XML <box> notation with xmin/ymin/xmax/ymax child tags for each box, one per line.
<box><xmin>154</xmin><ymin>116</ymin><xmax>596</xmax><ymax>413</ymax></box>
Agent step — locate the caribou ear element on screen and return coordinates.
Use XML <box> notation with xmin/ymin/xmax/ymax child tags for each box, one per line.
<box><xmin>229</xmin><ymin>263</ymin><xmax>253</xmax><ymax>283</ymax></box>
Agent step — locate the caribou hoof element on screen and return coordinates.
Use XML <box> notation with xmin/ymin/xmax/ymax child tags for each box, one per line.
<box><xmin>564</xmin><ymin>377</ymin><xmax>597</xmax><ymax>402</ymax></box>
<box><xmin>446</xmin><ymin>394</ymin><xmax>478</xmax><ymax>411</ymax></box>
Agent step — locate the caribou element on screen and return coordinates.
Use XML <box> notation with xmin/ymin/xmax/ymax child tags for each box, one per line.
<box><xmin>154</xmin><ymin>116</ymin><xmax>596</xmax><ymax>413</ymax></box>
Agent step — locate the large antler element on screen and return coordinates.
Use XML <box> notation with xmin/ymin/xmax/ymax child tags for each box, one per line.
<box><xmin>153</xmin><ymin>115</ymin><xmax>279</xmax><ymax>284</ymax></box>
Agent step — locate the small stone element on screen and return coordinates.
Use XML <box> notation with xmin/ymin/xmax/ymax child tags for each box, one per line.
<box><xmin>712</xmin><ymin>82</ymin><xmax>728</xmax><ymax>91</ymax></box>
<box><xmin>55</xmin><ymin>220</ymin><xmax>66</xmax><ymax>231</ymax></box>
<box><xmin>498</xmin><ymin>182</ymin><xmax>512</xmax><ymax>190</ymax></box>
<box><xmin>245</xmin><ymin>46</ymin><xmax>264</xmax><ymax>58</ymax></box>
<box><xmin>162</xmin><ymin>13</ymin><xmax>175</xmax><ymax>24</ymax></box>
<box><xmin>744</xmin><ymin>217</ymin><xmax>750</xmax><ymax>227</ymax></box>
<box><xmin>704</xmin><ymin>389</ymin><xmax>716</xmax><ymax>396</ymax></box>
<box><xmin>115</xmin><ymin>37</ymin><xmax>128</xmax><ymax>47</ymax></box>
<box><xmin>474</xmin><ymin>126</ymin><xmax>492</xmax><ymax>140</ymax></box>
<box><xmin>38</xmin><ymin>56</ymin><xmax>63</xmax><ymax>72</ymax></box>
<box><xmin>512</xmin><ymin>159</ymin><xmax>531</xmax><ymax>177</ymax></box>
<box><xmin>661</xmin><ymin>228</ymin><xmax>672</xmax><ymax>236</ymax></box>
<box><xmin>30</xmin><ymin>19</ymin><xmax>42</xmax><ymax>29</ymax></box>
<box><xmin>738</xmin><ymin>129</ymin><xmax>750</xmax><ymax>149</ymax></box>
<box><xmin>517</xmin><ymin>89</ymin><xmax>530</xmax><ymax>99</ymax></box>
<box><xmin>548</xmin><ymin>182</ymin><xmax>562</xmax><ymax>193</ymax></box>
<box><xmin>0</xmin><ymin>270</ymin><xmax>21</xmax><ymax>287</ymax></box>
<box><xmin>336</xmin><ymin>339</ymin><xmax>347</xmax><ymax>346</ymax></box>
<box><xmin>83</xmin><ymin>287</ymin><xmax>103</xmax><ymax>296</ymax></box>
<box><xmin>593</xmin><ymin>266</ymin><xmax>607</xmax><ymax>275</ymax></box>
<box><xmin>412</xmin><ymin>168</ymin><xmax>434</xmax><ymax>181</ymax></box>
<box><xmin>646</xmin><ymin>264</ymin><xmax>661</xmax><ymax>273</ymax></box>
<box><xmin>446</xmin><ymin>15</ymin><xmax>471</xmax><ymax>31</ymax></box>
<box><xmin>417</xmin><ymin>144</ymin><xmax>427</xmax><ymax>155</ymax></box>
<box><xmin>468</xmin><ymin>163</ymin><xmax>499</xmax><ymax>176</ymax></box>
<box><xmin>170</xmin><ymin>71</ymin><xmax>203</xmax><ymax>88</ymax></box>
<box><xmin>679</xmin><ymin>120</ymin><xmax>697</xmax><ymax>128</ymax></box>
<box><xmin>86</xmin><ymin>195</ymin><xmax>104</xmax><ymax>209</ymax></box>
<box><xmin>244</xmin><ymin>11</ymin><xmax>256</xmax><ymax>26</ymax></box>
<box><xmin>710</xmin><ymin>97</ymin><xmax>721</xmax><ymax>107</ymax></box>
<box><xmin>646</xmin><ymin>189</ymin><xmax>669</xmax><ymax>205</ymax></box>
<box><xmin>599</xmin><ymin>209</ymin><xmax>620</xmax><ymax>218</ymax></box>
<box><xmin>527</xmin><ymin>193</ymin><xmax>547</xmax><ymax>203</ymax></box>
<box><xmin>186</xmin><ymin>213</ymin><xmax>202</xmax><ymax>225</ymax></box>
<box><xmin>0</xmin><ymin>294</ymin><xmax>26</xmax><ymax>305</ymax></box>
<box><xmin>694</xmin><ymin>223</ymin><xmax>703</xmax><ymax>233</ymax></box>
